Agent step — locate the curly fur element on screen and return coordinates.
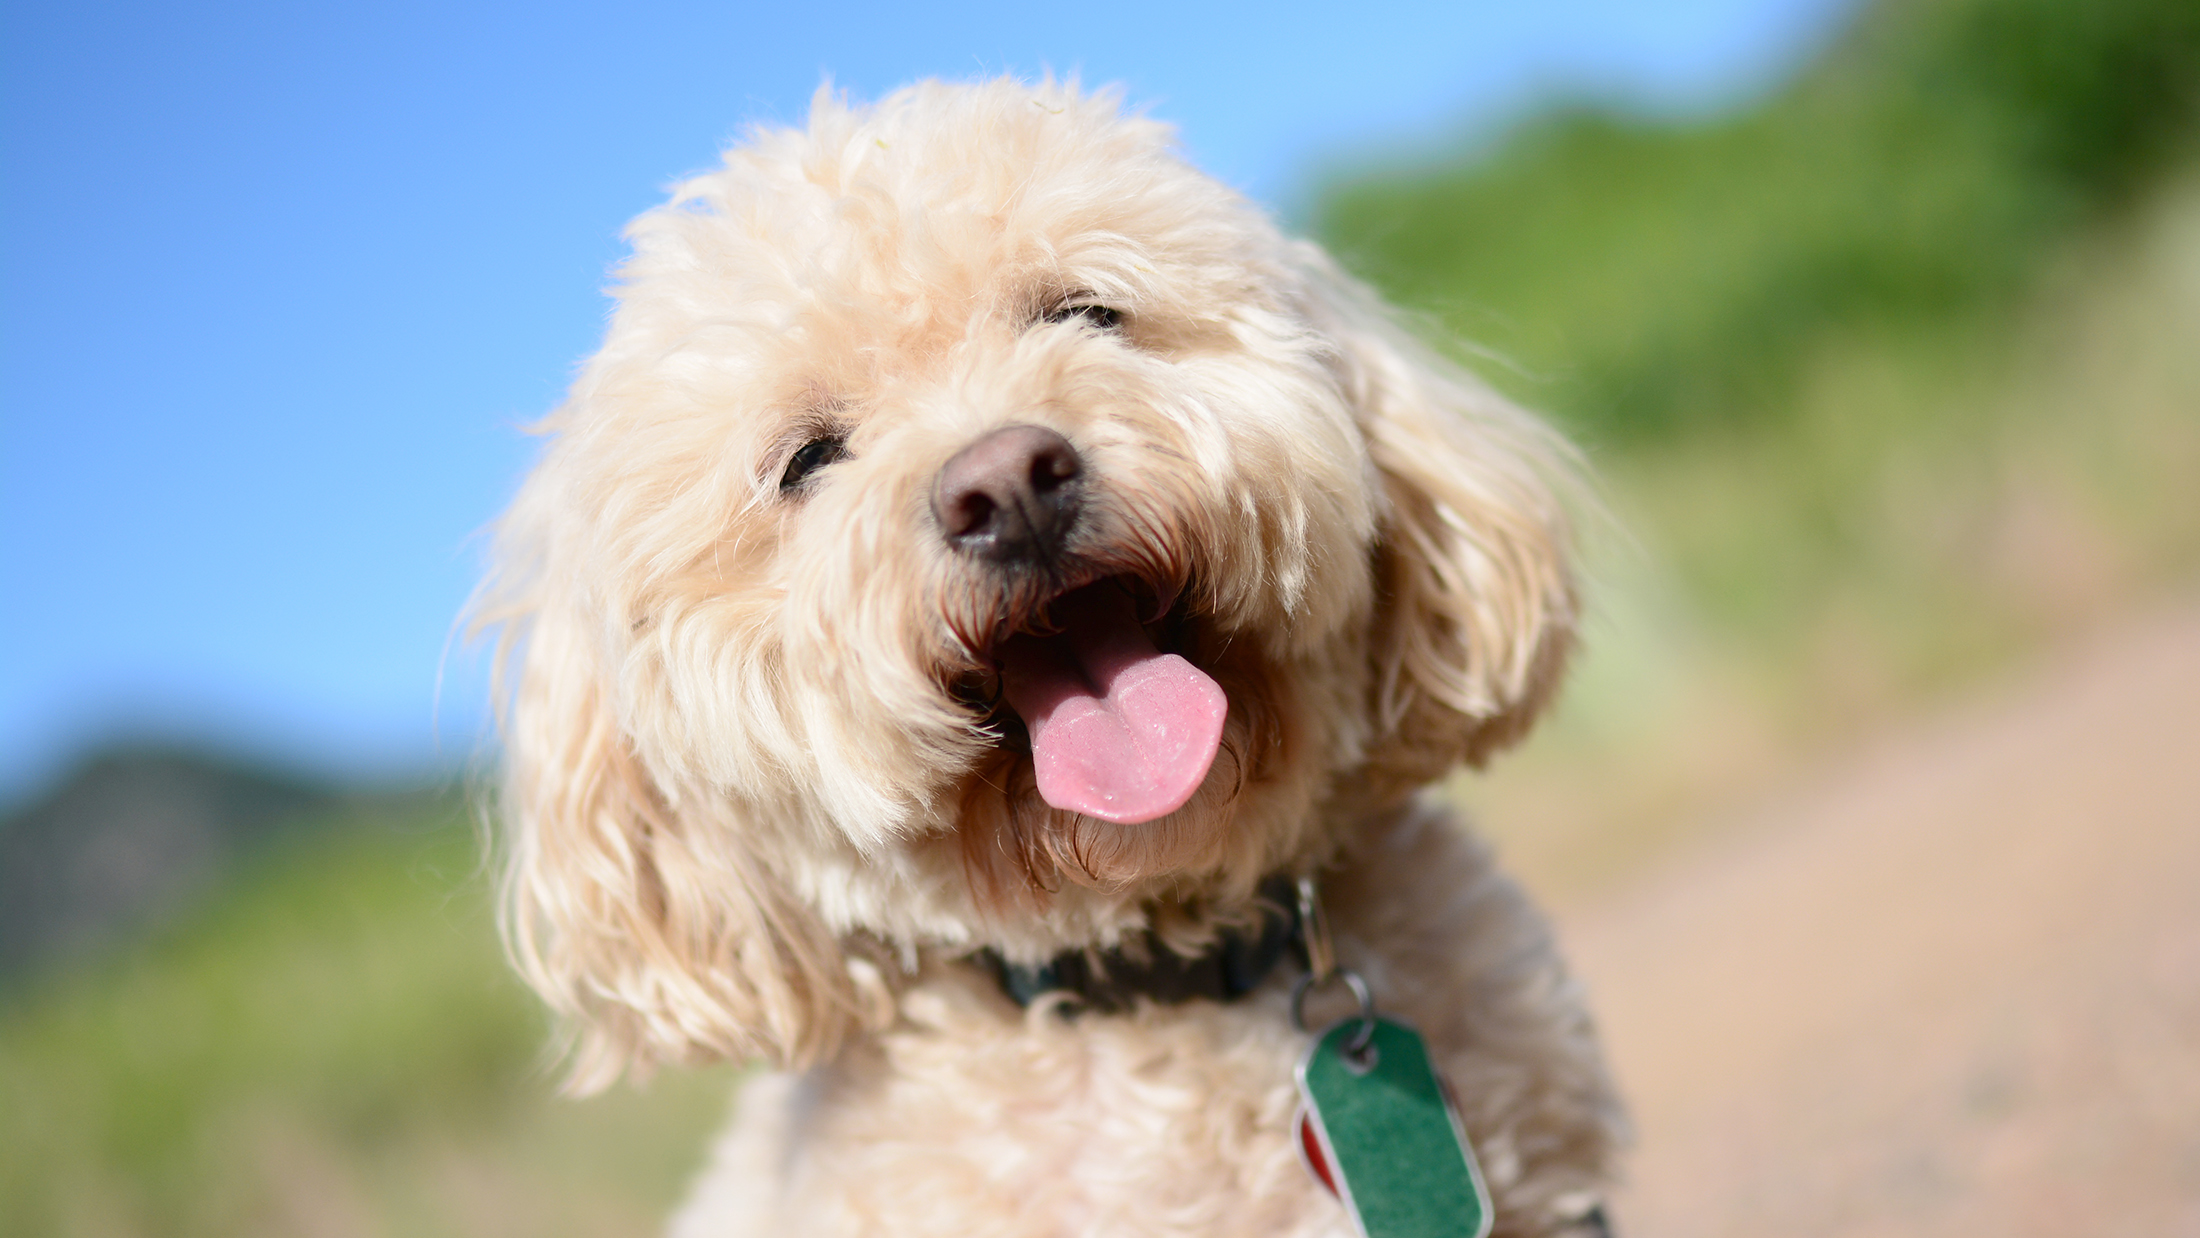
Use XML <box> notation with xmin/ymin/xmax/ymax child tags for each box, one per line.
<box><xmin>480</xmin><ymin>77</ymin><xmax>1624</xmax><ymax>1236</ymax></box>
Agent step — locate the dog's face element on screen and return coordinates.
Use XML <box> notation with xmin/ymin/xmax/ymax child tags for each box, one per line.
<box><xmin>487</xmin><ymin>80</ymin><xmax>1576</xmax><ymax>1086</ymax></box>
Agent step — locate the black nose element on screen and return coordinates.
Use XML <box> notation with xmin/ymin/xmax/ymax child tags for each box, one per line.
<box><xmin>933</xmin><ymin>424</ymin><xmax>1084</xmax><ymax>564</ymax></box>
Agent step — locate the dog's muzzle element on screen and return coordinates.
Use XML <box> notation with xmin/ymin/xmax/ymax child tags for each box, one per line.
<box><xmin>937</xmin><ymin>425</ymin><xmax>1228</xmax><ymax>826</ymax></box>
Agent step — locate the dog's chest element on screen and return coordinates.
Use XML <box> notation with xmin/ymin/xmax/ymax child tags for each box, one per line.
<box><xmin>673</xmin><ymin>983</ymin><xmax>1354</xmax><ymax>1238</ymax></box>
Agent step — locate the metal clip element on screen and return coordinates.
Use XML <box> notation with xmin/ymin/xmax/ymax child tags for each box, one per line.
<box><xmin>1293</xmin><ymin>875</ymin><xmax>1328</xmax><ymax>985</ymax></box>
<box><xmin>1291</xmin><ymin>875</ymin><xmax>1375</xmax><ymax>1056</ymax></box>
<box><xmin>1296</xmin><ymin>875</ymin><xmax>1334</xmax><ymax>982</ymax></box>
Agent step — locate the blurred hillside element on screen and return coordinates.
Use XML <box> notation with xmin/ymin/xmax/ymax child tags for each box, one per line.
<box><xmin>0</xmin><ymin>769</ymin><xmax>737</xmax><ymax>1237</ymax></box>
<box><xmin>1</xmin><ymin>747</ymin><xmax>383</xmax><ymax>978</ymax></box>
<box><xmin>1319</xmin><ymin>0</ymin><xmax>2199</xmax><ymax>447</ymax></box>
<box><xmin>1314</xmin><ymin>0</ymin><xmax>2200</xmax><ymax>892</ymax></box>
<box><xmin>5</xmin><ymin>0</ymin><xmax>2198</xmax><ymax>1233</ymax></box>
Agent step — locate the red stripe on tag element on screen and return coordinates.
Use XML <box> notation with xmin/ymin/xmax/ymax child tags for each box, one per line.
<box><xmin>1297</xmin><ymin>1110</ymin><xmax>1338</xmax><ymax>1197</ymax></box>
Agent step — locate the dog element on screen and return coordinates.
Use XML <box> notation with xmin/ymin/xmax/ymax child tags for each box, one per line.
<box><xmin>481</xmin><ymin>78</ymin><xmax>1625</xmax><ymax>1237</ymax></box>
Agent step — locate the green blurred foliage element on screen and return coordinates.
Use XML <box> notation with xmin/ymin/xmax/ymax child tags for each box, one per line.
<box><xmin>0</xmin><ymin>806</ymin><xmax>735</xmax><ymax>1238</ymax></box>
<box><xmin>1316</xmin><ymin>0</ymin><xmax>2200</xmax><ymax>447</ymax></box>
<box><xmin>1331</xmin><ymin>0</ymin><xmax>2200</xmax><ymax>894</ymax></box>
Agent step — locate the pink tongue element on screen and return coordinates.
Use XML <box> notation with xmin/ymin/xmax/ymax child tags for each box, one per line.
<box><xmin>996</xmin><ymin>585</ymin><xmax>1227</xmax><ymax>824</ymax></box>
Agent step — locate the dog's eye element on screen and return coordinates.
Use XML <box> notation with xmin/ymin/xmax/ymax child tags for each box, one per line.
<box><xmin>779</xmin><ymin>436</ymin><xmax>848</xmax><ymax>492</ymax></box>
<box><xmin>1043</xmin><ymin>302</ymin><xmax>1124</xmax><ymax>332</ymax></box>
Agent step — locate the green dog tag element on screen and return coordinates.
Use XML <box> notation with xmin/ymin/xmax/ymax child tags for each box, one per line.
<box><xmin>1295</xmin><ymin>1016</ymin><xmax>1493</xmax><ymax>1238</ymax></box>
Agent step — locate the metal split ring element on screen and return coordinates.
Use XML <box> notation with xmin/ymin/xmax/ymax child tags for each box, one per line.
<box><xmin>1290</xmin><ymin>967</ymin><xmax>1377</xmax><ymax>1056</ymax></box>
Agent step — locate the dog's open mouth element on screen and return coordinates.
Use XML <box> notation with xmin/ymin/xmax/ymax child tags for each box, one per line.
<box><xmin>976</xmin><ymin>577</ymin><xmax>1227</xmax><ymax>825</ymax></box>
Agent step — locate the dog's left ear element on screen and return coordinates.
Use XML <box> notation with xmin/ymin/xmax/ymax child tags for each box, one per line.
<box><xmin>479</xmin><ymin>493</ymin><xmax>868</xmax><ymax>1091</ymax></box>
<box><xmin>1303</xmin><ymin>252</ymin><xmax>1581</xmax><ymax>795</ymax></box>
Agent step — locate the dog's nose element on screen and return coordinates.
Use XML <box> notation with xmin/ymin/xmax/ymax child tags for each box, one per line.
<box><xmin>934</xmin><ymin>424</ymin><xmax>1084</xmax><ymax>563</ymax></box>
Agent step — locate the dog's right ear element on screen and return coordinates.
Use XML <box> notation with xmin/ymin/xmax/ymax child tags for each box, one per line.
<box><xmin>490</xmin><ymin>587</ymin><xmax>859</xmax><ymax>1092</ymax></box>
<box><xmin>1298</xmin><ymin>249</ymin><xmax>1583</xmax><ymax>798</ymax></box>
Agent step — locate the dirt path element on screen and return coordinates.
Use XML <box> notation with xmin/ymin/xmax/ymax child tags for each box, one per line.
<box><xmin>1557</xmin><ymin>599</ymin><xmax>2200</xmax><ymax>1237</ymax></box>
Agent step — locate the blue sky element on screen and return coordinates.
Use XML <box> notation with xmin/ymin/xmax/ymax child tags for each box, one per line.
<box><xmin>0</xmin><ymin>0</ymin><xmax>1853</xmax><ymax>799</ymax></box>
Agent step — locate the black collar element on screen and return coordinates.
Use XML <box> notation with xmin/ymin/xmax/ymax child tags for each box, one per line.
<box><xmin>979</xmin><ymin>876</ymin><xmax>1303</xmax><ymax>1013</ymax></box>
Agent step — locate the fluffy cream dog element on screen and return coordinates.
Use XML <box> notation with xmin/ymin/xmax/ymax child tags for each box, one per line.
<box><xmin>483</xmin><ymin>78</ymin><xmax>1625</xmax><ymax>1237</ymax></box>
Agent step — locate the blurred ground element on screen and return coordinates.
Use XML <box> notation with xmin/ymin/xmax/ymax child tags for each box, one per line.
<box><xmin>1561</xmin><ymin>597</ymin><xmax>2200</xmax><ymax>1236</ymax></box>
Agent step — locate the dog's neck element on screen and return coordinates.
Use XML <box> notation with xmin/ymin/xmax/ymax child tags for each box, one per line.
<box><xmin>977</xmin><ymin>875</ymin><xmax>1303</xmax><ymax>1013</ymax></box>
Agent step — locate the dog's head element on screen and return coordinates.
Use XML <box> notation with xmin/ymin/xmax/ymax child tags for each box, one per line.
<box><xmin>483</xmin><ymin>79</ymin><xmax>1577</xmax><ymax>1088</ymax></box>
